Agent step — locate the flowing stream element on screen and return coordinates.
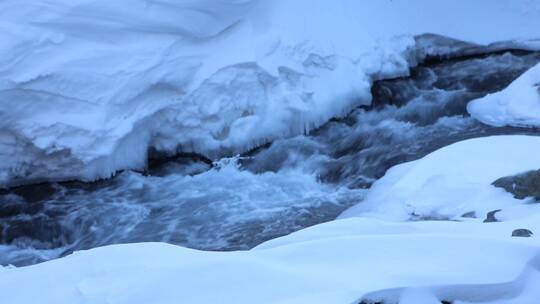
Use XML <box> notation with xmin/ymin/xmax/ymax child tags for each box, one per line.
<box><xmin>1</xmin><ymin>50</ymin><xmax>540</xmax><ymax>266</ymax></box>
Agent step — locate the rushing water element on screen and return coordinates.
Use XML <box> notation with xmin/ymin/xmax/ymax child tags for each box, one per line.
<box><xmin>1</xmin><ymin>50</ymin><xmax>540</xmax><ymax>266</ymax></box>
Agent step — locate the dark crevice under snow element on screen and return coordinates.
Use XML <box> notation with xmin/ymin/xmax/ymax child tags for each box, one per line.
<box><xmin>1</xmin><ymin>49</ymin><xmax>540</xmax><ymax>266</ymax></box>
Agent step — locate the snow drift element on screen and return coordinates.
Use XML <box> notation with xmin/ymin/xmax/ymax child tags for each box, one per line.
<box><xmin>340</xmin><ymin>135</ymin><xmax>540</xmax><ymax>221</ymax></box>
<box><xmin>2</xmin><ymin>0</ymin><xmax>540</xmax><ymax>186</ymax></box>
<box><xmin>468</xmin><ymin>62</ymin><xmax>540</xmax><ymax>128</ymax></box>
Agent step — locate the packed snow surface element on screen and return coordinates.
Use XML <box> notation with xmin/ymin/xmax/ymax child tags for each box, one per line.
<box><xmin>468</xmin><ymin>63</ymin><xmax>540</xmax><ymax>128</ymax></box>
<box><xmin>3</xmin><ymin>135</ymin><xmax>540</xmax><ymax>303</ymax></box>
<box><xmin>2</xmin><ymin>0</ymin><xmax>540</xmax><ymax>186</ymax></box>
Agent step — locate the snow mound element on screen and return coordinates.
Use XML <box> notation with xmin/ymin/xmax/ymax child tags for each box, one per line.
<box><xmin>468</xmin><ymin>63</ymin><xmax>540</xmax><ymax>128</ymax></box>
<box><xmin>340</xmin><ymin>135</ymin><xmax>540</xmax><ymax>221</ymax></box>
<box><xmin>2</xmin><ymin>215</ymin><xmax>540</xmax><ymax>303</ymax></box>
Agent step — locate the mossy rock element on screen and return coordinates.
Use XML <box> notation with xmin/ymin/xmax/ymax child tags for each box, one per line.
<box><xmin>492</xmin><ymin>169</ymin><xmax>540</xmax><ymax>200</ymax></box>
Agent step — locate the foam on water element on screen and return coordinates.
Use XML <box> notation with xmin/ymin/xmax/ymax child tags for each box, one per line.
<box><xmin>0</xmin><ymin>157</ymin><xmax>362</xmax><ymax>265</ymax></box>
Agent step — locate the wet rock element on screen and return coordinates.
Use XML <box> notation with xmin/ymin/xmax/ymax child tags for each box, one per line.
<box><xmin>359</xmin><ymin>298</ymin><xmax>452</xmax><ymax>304</ymax></box>
<box><xmin>146</xmin><ymin>152</ymin><xmax>212</xmax><ymax>177</ymax></box>
<box><xmin>0</xmin><ymin>194</ymin><xmax>26</xmax><ymax>218</ymax></box>
<box><xmin>461</xmin><ymin>211</ymin><xmax>476</xmax><ymax>218</ymax></box>
<box><xmin>1</xmin><ymin>215</ymin><xmax>66</xmax><ymax>247</ymax></box>
<box><xmin>512</xmin><ymin>229</ymin><xmax>533</xmax><ymax>237</ymax></box>
<box><xmin>492</xmin><ymin>169</ymin><xmax>540</xmax><ymax>201</ymax></box>
<box><xmin>483</xmin><ymin>209</ymin><xmax>502</xmax><ymax>223</ymax></box>
<box><xmin>6</xmin><ymin>183</ymin><xmax>58</xmax><ymax>203</ymax></box>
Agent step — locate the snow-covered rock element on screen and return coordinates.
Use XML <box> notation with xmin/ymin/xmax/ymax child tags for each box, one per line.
<box><xmin>2</xmin><ymin>0</ymin><xmax>540</xmax><ymax>186</ymax></box>
<box><xmin>340</xmin><ymin>135</ymin><xmax>540</xmax><ymax>221</ymax></box>
<box><xmin>468</xmin><ymin>63</ymin><xmax>540</xmax><ymax>128</ymax></box>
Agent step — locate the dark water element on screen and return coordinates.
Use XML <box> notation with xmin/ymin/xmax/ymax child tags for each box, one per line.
<box><xmin>242</xmin><ymin>51</ymin><xmax>540</xmax><ymax>188</ymax></box>
<box><xmin>1</xmin><ymin>50</ymin><xmax>540</xmax><ymax>266</ymax></box>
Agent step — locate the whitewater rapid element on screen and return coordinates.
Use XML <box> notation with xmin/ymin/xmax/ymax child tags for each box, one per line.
<box><xmin>2</xmin><ymin>49</ymin><xmax>539</xmax><ymax>266</ymax></box>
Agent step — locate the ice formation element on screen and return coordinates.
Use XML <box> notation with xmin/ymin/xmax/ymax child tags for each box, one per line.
<box><xmin>2</xmin><ymin>0</ymin><xmax>540</xmax><ymax>186</ymax></box>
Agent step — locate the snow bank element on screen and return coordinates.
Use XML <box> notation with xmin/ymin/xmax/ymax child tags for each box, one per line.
<box><xmin>341</xmin><ymin>135</ymin><xmax>540</xmax><ymax>221</ymax></box>
<box><xmin>468</xmin><ymin>63</ymin><xmax>540</xmax><ymax>128</ymax></box>
<box><xmin>2</xmin><ymin>215</ymin><xmax>540</xmax><ymax>303</ymax></box>
<box><xmin>2</xmin><ymin>0</ymin><xmax>540</xmax><ymax>186</ymax></box>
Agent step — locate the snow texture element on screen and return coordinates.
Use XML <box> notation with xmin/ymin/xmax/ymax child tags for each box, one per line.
<box><xmin>468</xmin><ymin>63</ymin><xmax>540</xmax><ymax>128</ymax></box>
<box><xmin>2</xmin><ymin>0</ymin><xmax>540</xmax><ymax>186</ymax></box>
